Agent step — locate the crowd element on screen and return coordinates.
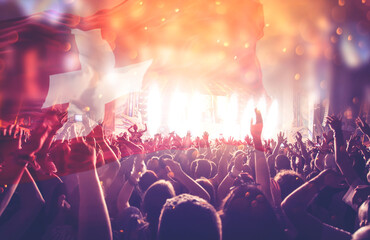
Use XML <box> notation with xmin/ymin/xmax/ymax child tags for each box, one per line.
<box><xmin>1</xmin><ymin>107</ymin><xmax>370</xmax><ymax>240</ymax></box>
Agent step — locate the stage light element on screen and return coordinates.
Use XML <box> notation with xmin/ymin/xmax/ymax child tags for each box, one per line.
<box><xmin>147</xmin><ymin>85</ymin><xmax>162</xmax><ymax>135</ymax></box>
<box><xmin>241</xmin><ymin>99</ymin><xmax>255</xmax><ymax>139</ymax></box>
<box><xmin>257</xmin><ymin>97</ymin><xmax>267</xmax><ymax>120</ymax></box>
<box><xmin>263</xmin><ymin>100</ymin><xmax>278</xmax><ymax>139</ymax></box>
<box><xmin>188</xmin><ymin>92</ymin><xmax>204</xmax><ymax>136</ymax></box>
<box><xmin>224</xmin><ymin>94</ymin><xmax>239</xmax><ymax>138</ymax></box>
<box><xmin>168</xmin><ymin>90</ymin><xmax>188</xmax><ymax>136</ymax></box>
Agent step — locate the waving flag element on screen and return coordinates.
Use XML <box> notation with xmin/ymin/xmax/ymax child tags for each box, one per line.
<box><xmin>0</xmin><ymin>0</ymin><xmax>265</xmax><ymax>128</ymax></box>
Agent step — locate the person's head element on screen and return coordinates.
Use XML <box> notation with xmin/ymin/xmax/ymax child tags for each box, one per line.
<box><xmin>190</xmin><ymin>159</ymin><xmax>213</xmax><ymax>179</ymax></box>
<box><xmin>158</xmin><ymin>194</ymin><xmax>222</xmax><ymax>240</ymax></box>
<box><xmin>220</xmin><ymin>185</ymin><xmax>286</xmax><ymax>240</ymax></box>
<box><xmin>186</xmin><ymin>148</ymin><xmax>199</xmax><ymax>162</ymax></box>
<box><xmin>139</xmin><ymin>170</ymin><xmax>158</xmax><ymax>192</ymax></box>
<box><xmin>142</xmin><ymin>180</ymin><xmax>175</xmax><ymax>237</ymax></box>
<box><xmin>352</xmin><ymin>225</ymin><xmax>370</xmax><ymax>240</ymax></box>
<box><xmin>147</xmin><ymin>156</ymin><xmax>160</xmax><ymax>172</ymax></box>
<box><xmin>196</xmin><ymin>178</ymin><xmax>216</xmax><ymax>206</ymax></box>
<box><xmin>275</xmin><ymin>154</ymin><xmax>291</xmax><ymax>171</ymax></box>
<box><xmin>133</xmin><ymin>124</ymin><xmax>138</xmax><ymax>131</ymax></box>
<box><xmin>113</xmin><ymin>207</ymin><xmax>147</xmax><ymax>240</ymax></box>
<box><xmin>358</xmin><ymin>198</ymin><xmax>370</xmax><ymax>227</ymax></box>
<box><xmin>274</xmin><ymin>170</ymin><xmax>305</xmax><ymax>200</ymax></box>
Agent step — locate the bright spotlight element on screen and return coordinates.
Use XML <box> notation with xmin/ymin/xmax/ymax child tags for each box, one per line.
<box><xmin>263</xmin><ymin>100</ymin><xmax>279</xmax><ymax>139</ymax></box>
<box><xmin>241</xmin><ymin>99</ymin><xmax>254</xmax><ymax>138</ymax></box>
<box><xmin>147</xmin><ymin>85</ymin><xmax>162</xmax><ymax>135</ymax></box>
<box><xmin>168</xmin><ymin>90</ymin><xmax>188</xmax><ymax>136</ymax></box>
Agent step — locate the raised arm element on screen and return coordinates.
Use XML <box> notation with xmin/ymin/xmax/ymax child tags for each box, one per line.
<box><xmin>356</xmin><ymin>117</ymin><xmax>370</xmax><ymax>138</ymax></box>
<box><xmin>217</xmin><ymin>153</ymin><xmax>243</xmax><ymax>202</ymax></box>
<box><xmin>281</xmin><ymin>169</ymin><xmax>351</xmax><ymax>240</ymax></box>
<box><xmin>165</xmin><ymin>159</ymin><xmax>210</xmax><ymax>202</ymax></box>
<box><xmin>69</xmin><ymin>137</ymin><xmax>112</xmax><ymax>240</ymax></box>
<box><xmin>271</xmin><ymin>132</ymin><xmax>286</xmax><ymax>159</ymax></box>
<box><xmin>327</xmin><ymin>116</ymin><xmax>358</xmax><ymax>186</ymax></box>
<box><xmin>90</xmin><ymin>125</ymin><xmax>120</xmax><ymax>190</ymax></box>
<box><xmin>296</xmin><ymin>132</ymin><xmax>310</xmax><ymax>165</ymax></box>
<box><xmin>0</xmin><ymin>119</ymin><xmax>52</xmax><ymax>216</ymax></box>
<box><xmin>0</xmin><ymin>169</ymin><xmax>45</xmax><ymax>240</ymax></box>
<box><xmin>210</xmin><ymin>143</ymin><xmax>231</xmax><ymax>187</ymax></box>
<box><xmin>251</xmin><ymin>109</ymin><xmax>273</xmax><ymax>205</ymax></box>
<box><xmin>116</xmin><ymin>155</ymin><xmax>144</xmax><ymax>215</ymax></box>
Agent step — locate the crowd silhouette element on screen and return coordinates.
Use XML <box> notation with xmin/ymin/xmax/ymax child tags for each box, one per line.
<box><xmin>0</xmin><ymin>107</ymin><xmax>370</xmax><ymax>240</ymax></box>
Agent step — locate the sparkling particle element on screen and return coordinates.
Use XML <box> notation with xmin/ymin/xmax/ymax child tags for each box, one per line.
<box><xmin>336</xmin><ymin>27</ymin><xmax>343</xmax><ymax>35</ymax></box>
<box><xmin>347</xmin><ymin>35</ymin><xmax>352</xmax><ymax>41</ymax></box>
<box><xmin>175</xmin><ymin>8</ymin><xmax>180</xmax><ymax>13</ymax></box>
<box><xmin>338</xmin><ymin>0</ymin><xmax>345</xmax><ymax>6</ymax></box>
<box><xmin>161</xmin><ymin>18</ymin><xmax>166</xmax><ymax>22</ymax></box>
<box><xmin>215</xmin><ymin>1</ymin><xmax>221</xmax><ymax>5</ymax></box>
<box><xmin>144</xmin><ymin>26</ymin><xmax>148</xmax><ymax>30</ymax></box>
<box><xmin>282</xmin><ymin>48</ymin><xmax>287</xmax><ymax>53</ymax></box>
<box><xmin>294</xmin><ymin>73</ymin><xmax>301</xmax><ymax>80</ymax></box>
<box><xmin>244</xmin><ymin>43</ymin><xmax>250</xmax><ymax>48</ymax></box>
<box><xmin>223</xmin><ymin>42</ymin><xmax>229</xmax><ymax>47</ymax></box>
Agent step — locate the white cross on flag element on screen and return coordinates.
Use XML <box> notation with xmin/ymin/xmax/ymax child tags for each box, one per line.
<box><xmin>0</xmin><ymin>0</ymin><xmax>265</xmax><ymax>133</ymax></box>
<box><xmin>42</xmin><ymin>28</ymin><xmax>152</xmax><ymax>127</ymax></box>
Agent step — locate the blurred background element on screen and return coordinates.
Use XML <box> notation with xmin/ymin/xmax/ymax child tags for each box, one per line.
<box><xmin>0</xmin><ymin>0</ymin><xmax>369</xmax><ymax>140</ymax></box>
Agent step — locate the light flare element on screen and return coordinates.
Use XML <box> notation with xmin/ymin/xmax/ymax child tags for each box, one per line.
<box><xmin>147</xmin><ymin>85</ymin><xmax>162</xmax><ymax>135</ymax></box>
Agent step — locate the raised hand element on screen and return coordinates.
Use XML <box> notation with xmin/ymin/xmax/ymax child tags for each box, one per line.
<box><xmin>356</xmin><ymin>117</ymin><xmax>370</xmax><ymax>136</ymax></box>
<box><xmin>165</xmin><ymin>159</ymin><xmax>183</xmax><ymax>178</ymax></box>
<box><xmin>244</xmin><ymin>135</ymin><xmax>253</xmax><ymax>146</ymax></box>
<box><xmin>0</xmin><ymin>124</ymin><xmax>23</xmax><ymax>159</ymax></box>
<box><xmin>326</xmin><ymin>115</ymin><xmax>342</xmax><ymax>132</ymax></box>
<box><xmin>277</xmin><ymin>132</ymin><xmax>286</xmax><ymax>144</ymax></box>
<box><xmin>250</xmin><ymin>108</ymin><xmax>263</xmax><ymax>139</ymax></box>
<box><xmin>296</xmin><ymin>131</ymin><xmax>302</xmax><ymax>142</ymax></box>
<box><xmin>67</xmin><ymin>137</ymin><xmax>96</xmax><ymax>173</ymax></box>
<box><xmin>202</xmin><ymin>131</ymin><xmax>209</xmax><ymax>142</ymax></box>
<box><xmin>346</xmin><ymin>134</ymin><xmax>360</xmax><ymax>153</ymax></box>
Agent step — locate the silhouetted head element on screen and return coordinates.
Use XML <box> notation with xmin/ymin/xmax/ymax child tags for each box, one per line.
<box><xmin>359</xmin><ymin>198</ymin><xmax>370</xmax><ymax>227</ymax></box>
<box><xmin>196</xmin><ymin>178</ymin><xmax>216</xmax><ymax>206</ymax></box>
<box><xmin>190</xmin><ymin>159</ymin><xmax>213</xmax><ymax>179</ymax></box>
<box><xmin>352</xmin><ymin>225</ymin><xmax>370</xmax><ymax>240</ymax></box>
<box><xmin>220</xmin><ymin>185</ymin><xmax>286</xmax><ymax>240</ymax></box>
<box><xmin>142</xmin><ymin>180</ymin><xmax>175</xmax><ymax>239</ymax></box>
<box><xmin>158</xmin><ymin>194</ymin><xmax>222</xmax><ymax>240</ymax></box>
<box><xmin>274</xmin><ymin>170</ymin><xmax>304</xmax><ymax>200</ymax></box>
<box><xmin>138</xmin><ymin>170</ymin><xmax>158</xmax><ymax>192</ymax></box>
